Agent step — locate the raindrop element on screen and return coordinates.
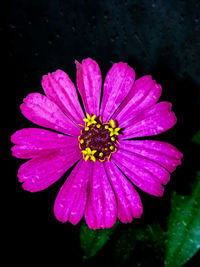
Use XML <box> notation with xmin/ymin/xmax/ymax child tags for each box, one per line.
<box><xmin>124</xmin><ymin>0</ymin><xmax>128</xmax><ymax>6</ymax></box>
<box><xmin>44</xmin><ymin>17</ymin><xmax>49</xmax><ymax>23</ymax></box>
<box><xmin>110</xmin><ymin>37</ymin><xmax>114</xmax><ymax>43</ymax></box>
<box><xmin>104</xmin><ymin>10</ymin><xmax>109</xmax><ymax>20</ymax></box>
<box><xmin>18</xmin><ymin>31</ymin><xmax>23</xmax><ymax>38</ymax></box>
<box><xmin>123</xmin><ymin>40</ymin><xmax>127</xmax><ymax>46</ymax></box>
<box><xmin>34</xmin><ymin>50</ymin><xmax>39</xmax><ymax>56</ymax></box>
<box><xmin>10</xmin><ymin>24</ymin><xmax>16</xmax><ymax>29</ymax></box>
<box><xmin>59</xmin><ymin>10</ymin><xmax>64</xmax><ymax>17</ymax></box>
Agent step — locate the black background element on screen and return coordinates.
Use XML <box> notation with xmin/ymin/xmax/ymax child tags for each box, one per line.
<box><xmin>7</xmin><ymin>0</ymin><xmax>200</xmax><ymax>266</ymax></box>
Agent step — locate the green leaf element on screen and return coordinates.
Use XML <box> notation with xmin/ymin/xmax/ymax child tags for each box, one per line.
<box><xmin>113</xmin><ymin>223</ymin><xmax>165</xmax><ymax>266</ymax></box>
<box><xmin>165</xmin><ymin>172</ymin><xmax>200</xmax><ymax>267</ymax></box>
<box><xmin>80</xmin><ymin>220</ymin><xmax>119</xmax><ymax>260</ymax></box>
<box><xmin>191</xmin><ymin>130</ymin><xmax>200</xmax><ymax>144</ymax></box>
<box><xmin>136</xmin><ymin>223</ymin><xmax>165</xmax><ymax>245</ymax></box>
<box><xmin>136</xmin><ymin>223</ymin><xmax>166</xmax><ymax>262</ymax></box>
<box><xmin>113</xmin><ymin>225</ymin><xmax>137</xmax><ymax>266</ymax></box>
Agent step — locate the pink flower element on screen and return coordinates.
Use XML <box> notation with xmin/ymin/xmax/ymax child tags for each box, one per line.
<box><xmin>11</xmin><ymin>58</ymin><xmax>183</xmax><ymax>229</ymax></box>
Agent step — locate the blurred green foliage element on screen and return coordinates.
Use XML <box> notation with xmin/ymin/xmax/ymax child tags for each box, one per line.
<box><xmin>165</xmin><ymin>171</ymin><xmax>200</xmax><ymax>267</ymax></box>
<box><xmin>80</xmin><ymin>220</ymin><xmax>119</xmax><ymax>261</ymax></box>
<box><xmin>80</xmin><ymin>171</ymin><xmax>200</xmax><ymax>266</ymax></box>
<box><xmin>191</xmin><ymin>130</ymin><xmax>200</xmax><ymax>144</ymax></box>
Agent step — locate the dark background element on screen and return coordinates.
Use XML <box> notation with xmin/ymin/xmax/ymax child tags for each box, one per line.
<box><xmin>7</xmin><ymin>0</ymin><xmax>200</xmax><ymax>266</ymax></box>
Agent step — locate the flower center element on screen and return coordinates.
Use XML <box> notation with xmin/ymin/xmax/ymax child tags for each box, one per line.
<box><xmin>78</xmin><ymin>114</ymin><xmax>122</xmax><ymax>162</ymax></box>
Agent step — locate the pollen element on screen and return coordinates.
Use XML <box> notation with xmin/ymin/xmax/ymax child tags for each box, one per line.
<box><xmin>78</xmin><ymin>114</ymin><xmax>123</xmax><ymax>162</ymax></box>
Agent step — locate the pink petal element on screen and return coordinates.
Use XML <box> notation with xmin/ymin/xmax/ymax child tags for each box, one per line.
<box><xmin>17</xmin><ymin>147</ymin><xmax>81</xmax><ymax>192</ymax></box>
<box><xmin>122</xmin><ymin>101</ymin><xmax>177</xmax><ymax>139</ymax></box>
<box><xmin>75</xmin><ymin>58</ymin><xmax>102</xmax><ymax>116</ymax></box>
<box><xmin>11</xmin><ymin>128</ymin><xmax>78</xmax><ymax>159</ymax></box>
<box><xmin>105</xmin><ymin>161</ymin><xmax>143</xmax><ymax>223</ymax></box>
<box><xmin>54</xmin><ymin>160</ymin><xmax>91</xmax><ymax>225</ymax></box>
<box><xmin>100</xmin><ymin>62</ymin><xmax>135</xmax><ymax>122</ymax></box>
<box><xmin>117</xmin><ymin>145</ymin><xmax>170</xmax><ymax>185</ymax></box>
<box><xmin>42</xmin><ymin>70</ymin><xmax>84</xmax><ymax>125</ymax></box>
<box><xmin>84</xmin><ymin>161</ymin><xmax>117</xmax><ymax>229</ymax></box>
<box><xmin>113</xmin><ymin>76</ymin><xmax>162</xmax><ymax>127</ymax></box>
<box><xmin>20</xmin><ymin>93</ymin><xmax>80</xmax><ymax>136</ymax></box>
<box><xmin>118</xmin><ymin>140</ymin><xmax>183</xmax><ymax>173</ymax></box>
<box><xmin>112</xmin><ymin>150</ymin><xmax>165</xmax><ymax>196</ymax></box>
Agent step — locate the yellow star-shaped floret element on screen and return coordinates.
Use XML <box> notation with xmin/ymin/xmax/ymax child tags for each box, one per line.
<box><xmin>108</xmin><ymin>127</ymin><xmax>121</xmax><ymax>136</ymax></box>
<box><xmin>82</xmin><ymin>147</ymin><xmax>97</xmax><ymax>162</ymax></box>
<box><xmin>108</xmin><ymin>119</ymin><xmax>121</xmax><ymax>136</ymax></box>
<box><xmin>109</xmin><ymin>119</ymin><xmax>116</xmax><ymax>128</ymax></box>
<box><xmin>83</xmin><ymin>113</ymin><xmax>97</xmax><ymax>126</ymax></box>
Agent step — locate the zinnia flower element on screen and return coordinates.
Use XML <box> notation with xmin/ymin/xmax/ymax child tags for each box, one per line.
<box><xmin>11</xmin><ymin>58</ymin><xmax>183</xmax><ymax>229</ymax></box>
